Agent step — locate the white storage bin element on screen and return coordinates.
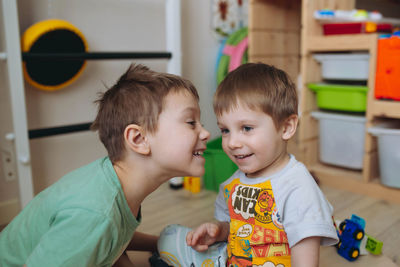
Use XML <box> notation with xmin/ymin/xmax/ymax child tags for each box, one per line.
<box><xmin>311</xmin><ymin>111</ymin><xmax>366</xmax><ymax>169</ymax></box>
<box><xmin>313</xmin><ymin>53</ymin><xmax>370</xmax><ymax>81</ymax></box>
<box><xmin>368</xmin><ymin>122</ymin><xmax>400</xmax><ymax>189</ymax></box>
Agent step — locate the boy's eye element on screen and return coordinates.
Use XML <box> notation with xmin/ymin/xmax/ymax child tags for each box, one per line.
<box><xmin>243</xmin><ymin>126</ymin><xmax>253</xmax><ymax>132</ymax></box>
<box><xmin>220</xmin><ymin>128</ymin><xmax>229</xmax><ymax>135</ymax></box>
<box><xmin>187</xmin><ymin>121</ymin><xmax>196</xmax><ymax>127</ymax></box>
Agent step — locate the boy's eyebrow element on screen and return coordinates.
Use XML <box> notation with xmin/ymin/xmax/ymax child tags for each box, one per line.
<box><xmin>216</xmin><ymin>122</ymin><xmax>225</xmax><ymax>128</ymax></box>
<box><xmin>218</xmin><ymin>119</ymin><xmax>257</xmax><ymax>126</ymax></box>
<box><xmin>237</xmin><ymin>119</ymin><xmax>257</xmax><ymax>124</ymax></box>
<box><xmin>181</xmin><ymin>106</ymin><xmax>199</xmax><ymax>116</ymax></box>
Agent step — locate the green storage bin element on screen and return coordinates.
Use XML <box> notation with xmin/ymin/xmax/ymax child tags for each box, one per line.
<box><xmin>203</xmin><ymin>137</ymin><xmax>237</xmax><ymax>192</ymax></box>
<box><xmin>308</xmin><ymin>83</ymin><xmax>368</xmax><ymax>112</ymax></box>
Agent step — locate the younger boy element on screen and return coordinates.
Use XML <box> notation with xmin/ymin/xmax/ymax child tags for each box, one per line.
<box><xmin>0</xmin><ymin>64</ymin><xmax>210</xmax><ymax>266</ymax></box>
<box><xmin>158</xmin><ymin>63</ymin><xmax>338</xmax><ymax>267</ymax></box>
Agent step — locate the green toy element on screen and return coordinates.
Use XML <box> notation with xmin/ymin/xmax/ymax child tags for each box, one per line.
<box><xmin>365</xmin><ymin>234</ymin><xmax>383</xmax><ymax>255</ymax></box>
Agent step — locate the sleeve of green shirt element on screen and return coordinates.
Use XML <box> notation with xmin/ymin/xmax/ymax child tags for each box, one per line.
<box><xmin>26</xmin><ymin>208</ymin><xmax>119</xmax><ymax>267</ymax></box>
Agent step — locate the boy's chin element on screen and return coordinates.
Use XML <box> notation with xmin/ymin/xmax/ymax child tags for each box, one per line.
<box><xmin>186</xmin><ymin>168</ymin><xmax>205</xmax><ymax>178</ymax></box>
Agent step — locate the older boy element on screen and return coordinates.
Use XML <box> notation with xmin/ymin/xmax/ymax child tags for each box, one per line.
<box><xmin>0</xmin><ymin>64</ymin><xmax>210</xmax><ymax>266</ymax></box>
<box><xmin>158</xmin><ymin>63</ymin><xmax>338</xmax><ymax>267</ymax></box>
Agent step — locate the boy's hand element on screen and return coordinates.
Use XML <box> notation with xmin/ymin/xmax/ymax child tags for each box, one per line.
<box><xmin>186</xmin><ymin>222</ymin><xmax>228</xmax><ymax>252</ymax></box>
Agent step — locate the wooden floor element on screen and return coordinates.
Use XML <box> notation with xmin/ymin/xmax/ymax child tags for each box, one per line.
<box><xmin>133</xmin><ymin>181</ymin><xmax>400</xmax><ymax>267</ymax></box>
<box><xmin>2</xmin><ymin>181</ymin><xmax>399</xmax><ymax>266</ymax></box>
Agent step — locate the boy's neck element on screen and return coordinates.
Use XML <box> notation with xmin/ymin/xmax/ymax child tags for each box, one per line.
<box><xmin>246</xmin><ymin>151</ymin><xmax>291</xmax><ymax>178</ymax></box>
<box><xmin>112</xmin><ymin>158</ymin><xmax>165</xmax><ymax>217</ymax></box>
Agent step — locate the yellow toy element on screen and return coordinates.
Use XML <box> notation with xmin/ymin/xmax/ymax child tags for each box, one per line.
<box><xmin>183</xmin><ymin>176</ymin><xmax>201</xmax><ymax>194</ymax></box>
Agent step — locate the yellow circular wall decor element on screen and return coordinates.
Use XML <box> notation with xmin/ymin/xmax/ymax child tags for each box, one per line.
<box><xmin>21</xmin><ymin>19</ymin><xmax>88</xmax><ymax>91</ymax></box>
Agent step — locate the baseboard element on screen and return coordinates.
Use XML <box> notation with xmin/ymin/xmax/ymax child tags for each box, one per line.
<box><xmin>0</xmin><ymin>198</ymin><xmax>20</xmax><ymax>225</ymax></box>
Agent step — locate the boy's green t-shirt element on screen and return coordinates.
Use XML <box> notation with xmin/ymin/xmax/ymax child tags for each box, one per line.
<box><xmin>0</xmin><ymin>157</ymin><xmax>140</xmax><ymax>267</ymax></box>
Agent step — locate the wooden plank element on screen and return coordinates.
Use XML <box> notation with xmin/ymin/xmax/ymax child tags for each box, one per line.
<box><xmin>306</xmin><ymin>34</ymin><xmax>378</xmax><ymax>53</ymax></box>
<box><xmin>368</xmin><ymin>100</ymin><xmax>400</xmax><ymax>119</ymax></box>
<box><xmin>249</xmin><ymin>31</ymin><xmax>300</xmax><ymax>57</ymax></box>
<box><xmin>301</xmin><ymin>0</ymin><xmax>321</xmax><ymax>39</ymax></box>
<box><xmin>310</xmin><ymin>163</ymin><xmax>400</xmax><ymax>204</ymax></box>
<box><xmin>250</xmin><ymin>1</ymin><xmax>285</xmax><ymax>31</ymax></box>
<box><xmin>288</xmin><ymin>131</ymin><xmax>303</xmax><ymax>161</ymax></box>
<box><xmin>362</xmin><ymin>150</ymin><xmax>379</xmax><ymax>183</ymax></box>
<box><xmin>364</xmin><ymin>121</ymin><xmax>378</xmax><ymax>153</ymax></box>
<box><xmin>366</xmin><ymin>34</ymin><xmax>378</xmax><ymax>120</ymax></box>
<box><xmin>298</xmin><ymin>111</ymin><xmax>319</xmax><ymax>141</ymax></box>
<box><xmin>299</xmin><ymin>54</ymin><xmax>320</xmax><ymax>114</ymax></box>
<box><xmin>297</xmin><ymin>138</ymin><xmax>319</xmax><ymax>166</ymax></box>
<box><xmin>249</xmin><ymin>0</ymin><xmax>300</xmax><ymax>31</ymax></box>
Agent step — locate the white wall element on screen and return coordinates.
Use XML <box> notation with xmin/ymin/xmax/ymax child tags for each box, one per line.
<box><xmin>181</xmin><ymin>0</ymin><xmax>220</xmax><ymax>139</ymax></box>
<box><xmin>0</xmin><ymin>0</ymin><xmax>219</xmax><ymax>222</ymax></box>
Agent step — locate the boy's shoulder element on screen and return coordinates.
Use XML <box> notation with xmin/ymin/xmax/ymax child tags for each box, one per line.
<box><xmin>40</xmin><ymin>157</ymin><xmax>121</xmax><ymax>212</ymax></box>
<box><xmin>271</xmin><ymin>157</ymin><xmax>319</xmax><ymax>193</ymax></box>
<box><xmin>63</xmin><ymin>157</ymin><xmax>110</xmax><ymax>178</ymax></box>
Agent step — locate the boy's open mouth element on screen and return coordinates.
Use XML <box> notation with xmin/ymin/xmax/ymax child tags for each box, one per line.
<box><xmin>193</xmin><ymin>151</ymin><xmax>204</xmax><ymax>157</ymax></box>
<box><xmin>234</xmin><ymin>153</ymin><xmax>253</xmax><ymax>159</ymax></box>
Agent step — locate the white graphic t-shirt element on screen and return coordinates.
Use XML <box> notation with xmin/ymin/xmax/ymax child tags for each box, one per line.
<box><xmin>214</xmin><ymin>155</ymin><xmax>338</xmax><ymax>267</ymax></box>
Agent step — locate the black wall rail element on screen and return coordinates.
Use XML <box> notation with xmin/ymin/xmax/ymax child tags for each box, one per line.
<box><xmin>28</xmin><ymin>122</ymin><xmax>93</xmax><ymax>139</ymax></box>
<box><xmin>22</xmin><ymin>52</ymin><xmax>172</xmax><ymax>61</ymax></box>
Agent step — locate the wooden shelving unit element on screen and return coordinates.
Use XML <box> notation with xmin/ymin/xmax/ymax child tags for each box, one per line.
<box><xmin>300</xmin><ymin>0</ymin><xmax>400</xmax><ymax>204</ymax></box>
<box><xmin>250</xmin><ymin>0</ymin><xmax>400</xmax><ymax>204</ymax></box>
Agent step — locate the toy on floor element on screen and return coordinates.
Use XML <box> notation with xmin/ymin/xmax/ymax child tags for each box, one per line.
<box><xmin>336</xmin><ymin>214</ymin><xmax>365</xmax><ymax>261</ymax></box>
<box><xmin>183</xmin><ymin>176</ymin><xmax>201</xmax><ymax>193</ymax></box>
<box><xmin>365</xmin><ymin>234</ymin><xmax>383</xmax><ymax>255</ymax></box>
<box><xmin>336</xmin><ymin>214</ymin><xmax>383</xmax><ymax>261</ymax></box>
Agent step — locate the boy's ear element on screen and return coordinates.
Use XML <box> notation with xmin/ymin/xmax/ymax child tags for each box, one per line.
<box><xmin>281</xmin><ymin>115</ymin><xmax>298</xmax><ymax>141</ymax></box>
<box><xmin>124</xmin><ymin>124</ymin><xmax>150</xmax><ymax>155</ymax></box>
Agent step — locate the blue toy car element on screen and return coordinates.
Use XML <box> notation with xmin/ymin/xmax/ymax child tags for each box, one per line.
<box><xmin>336</xmin><ymin>214</ymin><xmax>365</xmax><ymax>261</ymax></box>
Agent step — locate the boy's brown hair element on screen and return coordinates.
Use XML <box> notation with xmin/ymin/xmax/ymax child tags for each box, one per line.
<box><xmin>213</xmin><ymin>63</ymin><xmax>298</xmax><ymax>129</ymax></box>
<box><xmin>91</xmin><ymin>64</ymin><xmax>199</xmax><ymax>162</ymax></box>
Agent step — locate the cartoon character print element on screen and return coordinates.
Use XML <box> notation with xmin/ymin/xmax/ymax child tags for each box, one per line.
<box><xmin>225</xmin><ymin>179</ymin><xmax>291</xmax><ymax>267</ymax></box>
<box><xmin>258</xmin><ymin>190</ymin><xmax>274</xmax><ymax>213</ymax></box>
<box><xmin>254</xmin><ymin>189</ymin><xmax>274</xmax><ymax>224</ymax></box>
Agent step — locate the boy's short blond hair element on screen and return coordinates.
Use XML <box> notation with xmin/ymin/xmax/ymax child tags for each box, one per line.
<box><xmin>91</xmin><ymin>64</ymin><xmax>199</xmax><ymax>162</ymax></box>
<box><xmin>213</xmin><ymin>63</ymin><xmax>298</xmax><ymax>129</ymax></box>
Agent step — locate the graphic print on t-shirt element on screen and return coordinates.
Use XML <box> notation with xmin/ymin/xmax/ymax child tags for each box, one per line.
<box><xmin>225</xmin><ymin>178</ymin><xmax>291</xmax><ymax>267</ymax></box>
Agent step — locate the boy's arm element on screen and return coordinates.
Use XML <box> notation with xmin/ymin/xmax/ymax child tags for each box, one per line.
<box><xmin>186</xmin><ymin>221</ymin><xmax>229</xmax><ymax>252</ymax></box>
<box><xmin>290</xmin><ymin>236</ymin><xmax>320</xmax><ymax>267</ymax></box>
<box><xmin>126</xmin><ymin>231</ymin><xmax>158</xmax><ymax>252</ymax></box>
<box><xmin>113</xmin><ymin>232</ymin><xmax>158</xmax><ymax>267</ymax></box>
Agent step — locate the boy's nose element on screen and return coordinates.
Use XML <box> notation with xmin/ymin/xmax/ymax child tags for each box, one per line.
<box><xmin>227</xmin><ymin>135</ymin><xmax>242</xmax><ymax>149</ymax></box>
<box><xmin>200</xmin><ymin>125</ymin><xmax>210</xmax><ymax>141</ymax></box>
